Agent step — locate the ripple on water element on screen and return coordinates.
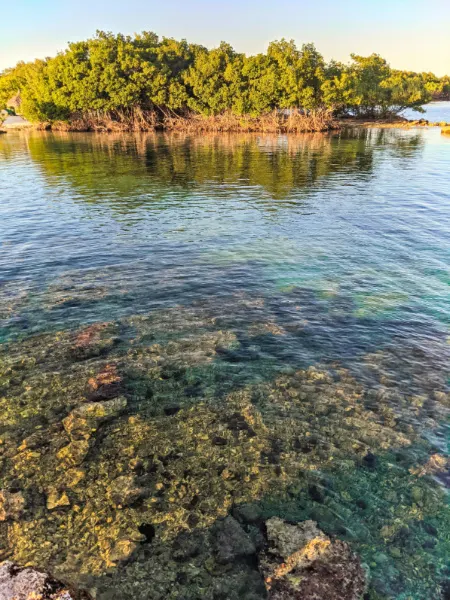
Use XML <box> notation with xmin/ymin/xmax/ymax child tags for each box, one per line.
<box><xmin>0</xmin><ymin>128</ymin><xmax>449</xmax><ymax>599</ymax></box>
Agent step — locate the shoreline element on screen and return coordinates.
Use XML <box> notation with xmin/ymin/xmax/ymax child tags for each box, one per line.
<box><xmin>2</xmin><ymin>114</ymin><xmax>450</xmax><ymax>135</ymax></box>
<box><xmin>338</xmin><ymin>116</ymin><xmax>450</xmax><ymax>129</ymax></box>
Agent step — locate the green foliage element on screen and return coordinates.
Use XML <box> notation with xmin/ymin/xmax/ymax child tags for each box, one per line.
<box><xmin>183</xmin><ymin>42</ymin><xmax>244</xmax><ymax>115</ymax></box>
<box><xmin>0</xmin><ymin>30</ymin><xmax>448</xmax><ymax>123</ymax></box>
<box><xmin>323</xmin><ymin>54</ymin><xmax>428</xmax><ymax>117</ymax></box>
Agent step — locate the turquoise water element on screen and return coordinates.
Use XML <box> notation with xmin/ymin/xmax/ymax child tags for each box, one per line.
<box><xmin>0</xmin><ymin>128</ymin><xmax>449</xmax><ymax>599</ymax></box>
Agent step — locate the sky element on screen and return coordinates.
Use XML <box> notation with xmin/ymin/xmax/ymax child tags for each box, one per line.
<box><xmin>1</xmin><ymin>0</ymin><xmax>449</xmax><ymax>75</ymax></box>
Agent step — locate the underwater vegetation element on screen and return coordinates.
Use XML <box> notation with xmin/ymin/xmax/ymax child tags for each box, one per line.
<box><xmin>0</xmin><ymin>299</ymin><xmax>449</xmax><ymax>599</ymax></box>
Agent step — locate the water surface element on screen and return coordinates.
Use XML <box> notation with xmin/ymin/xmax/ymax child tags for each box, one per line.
<box><xmin>404</xmin><ymin>100</ymin><xmax>450</xmax><ymax>122</ymax></box>
<box><xmin>0</xmin><ymin>128</ymin><xmax>449</xmax><ymax>599</ymax></box>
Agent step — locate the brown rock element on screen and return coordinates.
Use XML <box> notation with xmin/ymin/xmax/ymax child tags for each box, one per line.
<box><xmin>260</xmin><ymin>518</ymin><xmax>366</xmax><ymax>600</ymax></box>
<box><xmin>0</xmin><ymin>561</ymin><xmax>89</xmax><ymax>599</ymax></box>
<box><xmin>0</xmin><ymin>491</ymin><xmax>25</xmax><ymax>522</ymax></box>
<box><xmin>62</xmin><ymin>397</ymin><xmax>127</xmax><ymax>441</ymax></box>
<box><xmin>86</xmin><ymin>364</ymin><xmax>123</xmax><ymax>401</ymax></box>
<box><xmin>57</xmin><ymin>440</ymin><xmax>90</xmax><ymax>467</ymax></box>
<box><xmin>47</xmin><ymin>491</ymin><xmax>71</xmax><ymax>511</ymax></box>
<box><xmin>70</xmin><ymin>324</ymin><xmax>117</xmax><ymax>360</ymax></box>
<box><xmin>108</xmin><ymin>476</ymin><xmax>145</xmax><ymax>507</ymax></box>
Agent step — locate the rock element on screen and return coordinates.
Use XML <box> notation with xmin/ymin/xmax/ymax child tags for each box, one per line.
<box><xmin>70</xmin><ymin>324</ymin><xmax>118</xmax><ymax>360</ymax></box>
<box><xmin>64</xmin><ymin>468</ymin><xmax>85</xmax><ymax>488</ymax></box>
<box><xmin>57</xmin><ymin>440</ymin><xmax>90</xmax><ymax>466</ymax></box>
<box><xmin>0</xmin><ymin>490</ymin><xmax>25</xmax><ymax>521</ymax></box>
<box><xmin>264</xmin><ymin>518</ymin><xmax>329</xmax><ymax>567</ymax></box>
<box><xmin>109</xmin><ymin>539</ymin><xmax>137</xmax><ymax>563</ymax></box>
<box><xmin>214</xmin><ymin>516</ymin><xmax>256</xmax><ymax>564</ymax></box>
<box><xmin>18</xmin><ymin>431</ymin><xmax>50</xmax><ymax>451</ymax></box>
<box><xmin>389</xmin><ymin>547</ymin><xmax>402</xmax><ymax>559</ymax></box>
<box><xmin>47</xmin><ymin>491</ymin><xmax>71</xmax><ymax>510</ymax></box>
<box><xmin>233</xmin><ymin>503</ymin><xmax>262</xmax><ymax>524</ymax></box>
<box><xmin>108</xmin><ymin>476</ymin><xmax>145</xmax><ymax>507</ymax></box>
<box><xmin>410</xmin><ymin>453</ymin><xmax>448</xmax><ymax>477</ymax></box>
<box><xmin>260</xmin><ymin>518</ymin><xmax>366</xmax><ymax>600</ymax></box>
<box><xmin>86</xmin><ymin>364</ymin><xmax>123</xmax><ymax>401</ymax></box>
<box><xmin>172</xmin><ymin>531</ymin><xmax>203</xmax><ymax>560</ymax></box>
<box><xmin>63</xmin><ymin>397</ymin><xmax>127</xmax><ymax>441</ymax></box>
<box><xmin>0</xmin><ymin>561</ymin><xmax>86</xmax><ymax>599</ymax></box>
<box><xmin>411</xmin><ymin>486</ymin><xmax>423</xmax><ymax>504</ymax></box>
<box><xmin>362</xmin><ymin>451</ymin><xmax>377</xmax><ymax>469</ymax></box>
<box><xmin>441</xmin><ymin>579</ymin><xmax>450</xmax><ymax>600</ymax></box>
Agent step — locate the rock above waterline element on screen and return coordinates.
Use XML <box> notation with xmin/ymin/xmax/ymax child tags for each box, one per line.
<box><xmin>0</xmin><ymin>561</ymin><xmax>86</xmax><ymax>599</ymax></box>
<box><xmin>260</xmin><ymin>517</ymin><xmax>367</xmax><ymax>600</ymax></box>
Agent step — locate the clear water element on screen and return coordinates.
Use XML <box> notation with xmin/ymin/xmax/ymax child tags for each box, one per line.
<box><xmin>0</xmin><ymin>128</ymin><xmax>449</xmax><ymax>599</ymax></box>
<box><xmin>403</xmin><ymin>100</ymin><xmax>450</xmax><ymax>122</ymax></box>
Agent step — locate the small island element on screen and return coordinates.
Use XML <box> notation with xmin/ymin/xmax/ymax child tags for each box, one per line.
<box><xmin>1</xmin><ymin>31</ymin><xmax>449</xmax><ymax>132</ymax></box>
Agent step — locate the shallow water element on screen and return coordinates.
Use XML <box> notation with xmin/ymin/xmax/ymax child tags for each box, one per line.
<box><xmin>404</xmin><ymin>100</ymin><xmax>450</xmax><ymax>122</ymax></box>
<box><xmin>0</xmin><ymin>129</ymin><xmax>449</xmax><ymax>599</ymax></box>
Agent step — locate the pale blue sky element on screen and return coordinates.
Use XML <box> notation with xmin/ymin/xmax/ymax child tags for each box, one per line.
<box><xmin>1</xmin><ymin>0</ymin><xmax>449</xmax><ymax>75</ymax></box>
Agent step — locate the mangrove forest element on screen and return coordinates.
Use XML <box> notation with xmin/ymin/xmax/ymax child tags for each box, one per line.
<box><xmin>1</xmin><ymin>31</ymin><xmax>449</xmax><ymax>131</ymax></box>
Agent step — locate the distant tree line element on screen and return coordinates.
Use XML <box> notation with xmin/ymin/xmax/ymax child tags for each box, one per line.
<box><xmin>0</xmin><ymin>31</ymin><xmax>448</xmax><ymax>129</ymax></box>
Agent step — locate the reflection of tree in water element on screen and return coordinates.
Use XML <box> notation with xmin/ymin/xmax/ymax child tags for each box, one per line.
<box><xmin>1</xmin><ymin>129</ymin><xmax>444</xmax><ymax>599</ymax></box>
<box><xmin>16</xmin><ymin>129</ymin><xmax>425</xmax><ymax>211</ymax></box>
<box><xmin>0</xmin><ymin>297</ymin><xmax>448</xmax><ymax>600</ymax></box>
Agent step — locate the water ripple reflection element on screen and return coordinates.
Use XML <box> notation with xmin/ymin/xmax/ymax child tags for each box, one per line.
<box><xmin>0</xmin><ymin>128</ymin><xmax>449</xmax><ymax>599</ymax></box>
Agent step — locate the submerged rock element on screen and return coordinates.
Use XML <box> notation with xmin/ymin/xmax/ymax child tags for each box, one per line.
<box><xmin>0</xmin><ymin>560</ymin><xmax>85</xmax><ymax>599</ymax></box>
<box><xmin>56</xmin><ymin>440</ymin><xmax>90</xmax><ymax>467</ymax></box>
<box><xmin>260</xmin><ymin>517</ymin><xmax>366</xmax><ymax>600</ymax></box>
<box><xmin>214</xmin><ymin>515</ymin><xmax>256</xmax><ymax>564</ymax></box>
<box><xmin>86</xmin><ymin>364</ymin><xmax>123</xmax><ymax>401</ymax></box>
<box><xmin>233</xmin><ymin>502</ymin><xmax>262</xmax><ymax>524</ymax></box>
<box><xmin>0</xmin><ymin>490</ymin><xmax>25</xmax><ymax>522</ymax></box>
<box><xmin>46</xmin><ymin>491</ymin><xmax>71</xmax><ymax>511</ymax></box>
<box><xmin>0</xmin><ymin>310</ymin><xmax>449</xmax><ymax>598</ymax></box>
<box><xmin>70</xmin><ymin>324</ymin><xmax>118</xmax><ymax>360</ymax></box>
<box><xmin>108</xmin><ymin>475</ymin><xmax>145</xmax><ymax>507</ymax></box>
<box><xmin>63</xmin><ymin>397</ymin><xmax>127</xmax><ymax>441</ymax></box>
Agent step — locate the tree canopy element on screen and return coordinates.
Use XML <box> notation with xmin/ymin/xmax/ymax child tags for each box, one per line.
<box><xmin>1</xmin><ymin>30</ymin><xmax>448</xmax><ymax>124</ymax></box>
